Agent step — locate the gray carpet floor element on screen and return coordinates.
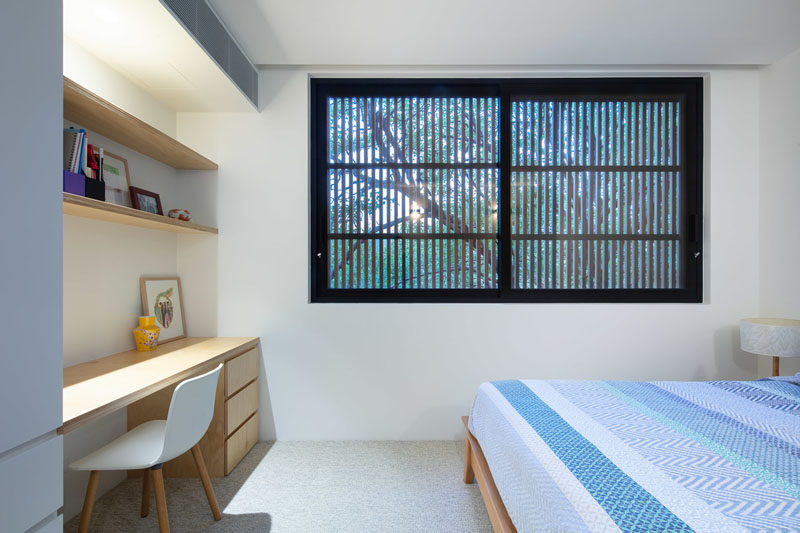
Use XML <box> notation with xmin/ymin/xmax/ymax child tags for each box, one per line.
<box><xmin>65</xmin><ymin>441</ymin><xmax>492</xmax><ymax>532</ymax></box>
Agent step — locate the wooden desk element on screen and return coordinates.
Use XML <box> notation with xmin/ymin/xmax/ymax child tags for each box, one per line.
<box><xmin>63</xmin><ymin>337</ymin><xmax>258</xmax><ymax>433</ymax></box>
<box><xmin>62</xmin><ymin>337</ymin><xmax>261</xmax><ymax>477</ymax></box>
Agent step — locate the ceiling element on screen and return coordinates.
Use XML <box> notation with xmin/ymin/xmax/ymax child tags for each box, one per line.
<box><xmin>64</xmin><ymin>0</ymin><xmax>256</xmax><ymax>112</ymax></box>
<box><xmin>208</xmin><ymin>0</ymin><xmax>800</xmax><ymax>66</ymax></box>
<box><xmin>62</xmin><ymin>0</ymin><xmax>800</xmax><ymax>115</ymax></box>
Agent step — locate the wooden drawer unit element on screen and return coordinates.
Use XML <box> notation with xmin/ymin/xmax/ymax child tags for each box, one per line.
<box><xmin>226</xmin><ymin>413</ymin><xmax>259</xmax><ymax>475</ymax></box>
<box><xmin>127</xmin><ymin>340</ymin><xmax>260</xmax><ymax>478</ymax></box>
<box><xmin>222</xmin><ymin>348</ymin><xmax>259</xmax><ymax>474</ymax></box>
<box><xmin>226</xmin><ymin>380</ymin><xmax>258</xmax><ymax>434</ymax></box>
<box><xmin>225</xmin><ymin>347</ymin><xmax>258</xmax><ymax>396</ymax></box>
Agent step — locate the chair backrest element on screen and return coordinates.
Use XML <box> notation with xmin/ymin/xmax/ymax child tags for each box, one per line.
<box><xmin>157</xmin><ymin>364</ymin><xmax>222</xmax><ymax>464</ymax></box>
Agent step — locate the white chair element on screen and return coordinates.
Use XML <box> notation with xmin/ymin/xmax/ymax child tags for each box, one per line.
<box><xmin>71</xmin><ymin>364</ymin><xmax>224</xmax><ymax>533</ymax></box>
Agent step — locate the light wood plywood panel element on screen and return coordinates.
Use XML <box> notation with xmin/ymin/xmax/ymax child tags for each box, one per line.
<box><xmin>63</xmin><ymin>77</ymin><xmax>217</xmax><ymax>170</ymax></box>
<box><xmin>225</xmin><ymin>414</ymin><xmax>258</xmax><ymax>475</ymax></box>
<box><xmin>63</xmin><ymin>193</ymin><xmax>218</xmax><ymax>234</ymax></box>
<box><xmin>225</xmin><ymin>348</ymin><xmax>259</xmax><ymax>398</ymax></box>
<box><xmin>225</xmin><ymin>381</ymin><xmax>258</xmax><ymax>435</ymax></box>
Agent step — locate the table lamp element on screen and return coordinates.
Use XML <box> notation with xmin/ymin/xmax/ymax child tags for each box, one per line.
<box><xmin>740</xmin><ymin>318</ymin><xmax>800</xmax><ymax>376</ymax></box>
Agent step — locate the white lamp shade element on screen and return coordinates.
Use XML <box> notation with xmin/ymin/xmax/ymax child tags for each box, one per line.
<box><xmin>740</xmin><ymin>318</ymin><xmax>800</xmax><ymax>357</ymax></box>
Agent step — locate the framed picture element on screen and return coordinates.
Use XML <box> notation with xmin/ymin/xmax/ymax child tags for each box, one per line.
<box><xmin>140</xmin><ymin>276</ymin><xmax>186</xmax><ymax>342</ymax></box>
<box><xmin>101</xmin><ymin>151</ymin><xmax>132</xmax><ymax>207</ymax></box>
<box><xmin>130</xmin><ymin>186</ymin><xmax>163</xmax><ymax>215</ymax></box>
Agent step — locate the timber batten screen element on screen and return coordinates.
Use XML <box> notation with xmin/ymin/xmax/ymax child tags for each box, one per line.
<box><xmin>311</xmin><ymin>79</ymin><xmax>702</xmax><ymax>303</ymax></box>
<box><xmin>326</xmin><ymin>94</ymin><xmax>500</xmax><ymax>290</ymax></box>
<box><xmin>510</xmin><ymin>97</ymin><xmax>683</xmax><ymax>290</ymax></box>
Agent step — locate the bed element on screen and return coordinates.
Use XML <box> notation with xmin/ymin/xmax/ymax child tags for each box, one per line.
<box><xmin>463</xmin><ymin>377</ymin><xmax>800</xmax><ymax>532</ymax></box>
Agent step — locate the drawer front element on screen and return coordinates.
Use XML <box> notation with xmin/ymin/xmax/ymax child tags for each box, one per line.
<box><xmin>225</xmin><ymin>347</ymin><xmax>258</xmax><ymax>397</ymax></box>
<box><xmin>225</xmin><ymin>380</ymin><xmax>258</xmax><ymax>435</ymax></box>
<box><xmin>226</xmin><ymin>413</ymin><xmax>259</xmax><ymax>474</ymax></box>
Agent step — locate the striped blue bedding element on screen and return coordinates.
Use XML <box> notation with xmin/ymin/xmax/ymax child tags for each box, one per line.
<box><xmin>468</xmin><ymin>377</ymin><xmax>800</xmax><ymax>532</ymax></box>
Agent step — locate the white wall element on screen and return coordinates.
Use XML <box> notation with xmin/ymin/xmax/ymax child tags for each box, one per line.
<box><xmin>63</xmin><ymin>216</ymin><xmax>178</xmax><ymax>365</ymax></box>
<box><xmin>176</xmin><ymin>68</ymin><xmax>761</xmax><ymax>441</ymax></box>
<box><xmin>64</xmin><ymin>37</ymin><xmax>177</xmax><ymax>137</ymax></box>
<box><xmin>175</xmin><ymin>168</ymin><xmax>221</xmax><ymax>336</ymax></box>
<box><xmin>758</xmin><ymin>47</ymin><xmax>800</xmax><ymax>377</ymax></box>
<box><xmin>0</xmin><ymin>1</ymin><xmax>64</xmax><ymax>530</ymax></box>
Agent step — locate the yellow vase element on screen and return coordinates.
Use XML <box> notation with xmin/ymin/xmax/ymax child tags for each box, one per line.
<box><xmin>133</xmin><ymin>316</ymin><xmax>161</xmax><ymax>351</ymax></box>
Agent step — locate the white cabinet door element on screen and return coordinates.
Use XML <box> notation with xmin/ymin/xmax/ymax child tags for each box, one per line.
<box><xmin>30</xmin><ymin>514</ymin><xmax>62</xmax><ymax>533</ymax></box>
<box><xmin>0</xmin><ymin>0</ymin><xmax>63</xmax><ymax>455</ymax></box>
<box><xmin>0</xmin><ymin>436</ymin><xmax>63</xmax><ymax>533</ymax></box>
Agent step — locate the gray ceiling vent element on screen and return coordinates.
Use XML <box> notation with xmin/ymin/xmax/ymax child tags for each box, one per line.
<box><xmin>160</xmin><ymin>0</ymin><xmax>259</xmax><ymax>108</ymax></box>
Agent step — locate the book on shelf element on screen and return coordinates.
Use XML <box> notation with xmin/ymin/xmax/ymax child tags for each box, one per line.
<box><xmin>76</xmin><ymin>129</ymin><xmax>85</xmax><ymax>174</ymax></box>
<box><xmin>87</xmin><ymin>144</ymin><xmax>99</xmax><ymax>179</ymax></box>
<box><xmin>63</xmin><ymin>128</ymin><xmax>104</xmax><ymax>180</ymax></box>
<box><xmin>64</xmin><ymin>127</ymin><xmax>84</xmax><ymax>175</ymax></box>
<box><xmin>63</xmin><ymin>129</ymin><xmax>80</xmax><ymax>172</ymax></box>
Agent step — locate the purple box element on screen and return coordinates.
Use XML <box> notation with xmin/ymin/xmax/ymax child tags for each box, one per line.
<box><xmin>63</xmin><ymin>170</ymin><xmax>85</xmax><ymax>196</ymax></box>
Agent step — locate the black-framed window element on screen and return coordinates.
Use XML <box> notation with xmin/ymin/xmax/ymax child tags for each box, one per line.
<box><xmin>310</xmin><ymin>78</ymin><xmax>702</xmax><ymax>303</ymax></box>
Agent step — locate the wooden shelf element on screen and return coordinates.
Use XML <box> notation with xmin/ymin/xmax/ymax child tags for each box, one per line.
<box><xmin>62</xmin><ymin>337</ymin><xmax>259</xmax><ymax>434</ymax></box>
<box><xmin>63</xmin><ymin>76</ymin><xmax>218</xmax><ymax>170</ymax></box>
<box><xmin>63</xmin><ymin>193</ymin><xmax>218</xmax><ymax>235</ymax></box>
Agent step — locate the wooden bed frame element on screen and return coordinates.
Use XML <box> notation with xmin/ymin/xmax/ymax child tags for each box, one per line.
<box><xmin>462</xmin><ymin>416</ymin><xmax>516</xmax><ymax>533</ymax></box>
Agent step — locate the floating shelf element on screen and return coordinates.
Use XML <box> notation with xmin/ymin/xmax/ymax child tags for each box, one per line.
<box><xmin>63</xmin><ymin>76</ymin><xmax>218</xmax><ymax>170</ymax></box>
<box><xmin>63</xmin><ymin>193</ymin><xmax>218</xmax><ymax>235</ymax></box>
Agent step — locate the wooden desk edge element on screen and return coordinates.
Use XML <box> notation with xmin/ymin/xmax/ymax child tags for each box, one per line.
<box><xmin>59</xmin><ymin>337</ymin><xmax>259</xmax><ymax>434</ymax></box>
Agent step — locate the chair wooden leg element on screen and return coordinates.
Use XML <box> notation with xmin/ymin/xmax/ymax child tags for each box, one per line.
<box><xmin>141</xmin><ymin>468</ymin><xmax>151</xmax><ymax>517</ymax></box>
<box><xmin>191</xmin><ymin>444</ymin><xmax>222</xmax><ymax>520</ymax></box>
<box><xmin>152</xmin><ymin>466</ymin><xmax>170</xmax><ymax>533</ymax></box>
<box><xmin>463</xmin><ymin>435</ymin><xmax>475</xmax><ymax>484</ymax></box>
<box><xmin>78</xmin><ymin>470</ymin><xmax>100</xmax><ymax>533</ymax></box>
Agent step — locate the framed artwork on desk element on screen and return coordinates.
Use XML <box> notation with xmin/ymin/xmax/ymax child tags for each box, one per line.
<box><xmin>140</xmin><ymin>276</ymin><xmax>186</xmax><ymax>342</ymax></box>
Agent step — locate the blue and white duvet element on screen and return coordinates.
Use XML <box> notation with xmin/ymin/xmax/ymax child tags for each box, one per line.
<box><xmin>468</xmin><ymin>377</ymin><xmax>800</xmax><ymax>532</ymax></box>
